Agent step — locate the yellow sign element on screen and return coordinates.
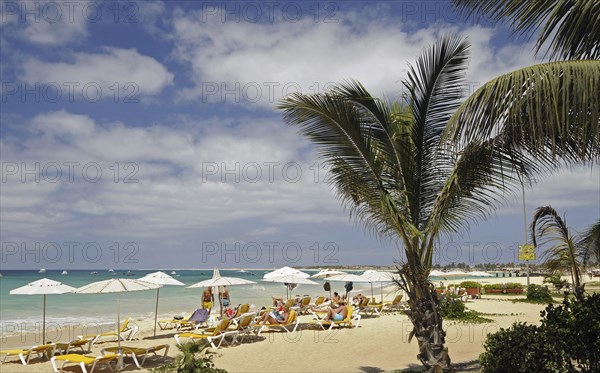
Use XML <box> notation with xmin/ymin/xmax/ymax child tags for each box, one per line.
<box><xmin>519</xmin><ymin>244</ymin><xmax>536</xmax><ymax>261</ymax></box>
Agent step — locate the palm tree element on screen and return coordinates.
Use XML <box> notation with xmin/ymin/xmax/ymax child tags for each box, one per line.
<box><xmin>531</xmin><ymin>206</ymin><xmax>600</xmax><ymax>300</ymax></box>
<box><xmin>277</xmin><ymin>34</ymin><xmax>600</xmax><ymax>371</ymax></box>
<box><xmin>452</xmin><ymin>0</ymin><xmax>600</xmax><ymax>60</ymax></box>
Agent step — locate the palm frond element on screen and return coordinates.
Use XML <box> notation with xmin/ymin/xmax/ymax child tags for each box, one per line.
<box><xmin>447</xmin><ymin>60</ymin><xmax>600</xmax><ymax>164</ymax></box>
<box><xmin>579</xmin><ymin>219</ymin><xmax>600</xmax><ymax>265</ymax></box>
<box><xmin>452</xmin><ymin>0</ymin><xmax>600</xmax><ymax>60</ymax></box>
<box><xmin>277</xmin><ymin>83</ymin><xmax>416</xmax><ymax>248</ymax></box>
<box><xmin>403</xmin><ymin>34</ymin><xmax>471</xmax><ymax>232</ymax></box>
<box><xmin>531</xmin><ymin>206</ymin><xmax>582</xmax><ymax>288</ymax></box>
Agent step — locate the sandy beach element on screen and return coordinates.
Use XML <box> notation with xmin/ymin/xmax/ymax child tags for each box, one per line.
<box><xmin>0</xmin><ymin>275</ymin><xmax>570</xmax><ymax>373</ymax></box>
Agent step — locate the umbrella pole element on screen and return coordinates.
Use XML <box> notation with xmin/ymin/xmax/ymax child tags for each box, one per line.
<box><xmin>370</xmin><ymin>283</ymin><xmax>374</xmax><ymax>303</ymax></box>
<box><xmin>42</xmin><ymin>294</ymin><xmax>46</xmax><ymax>343</ymax></box>
<box><xmin>380</xmin><ymin>283</ymin><xmax>383</xmax><ymax>303</ymax></box>
<box><xmin>117</xmin><ymin>293</ymin><xmax>123</xmax><ymax>369</ymax></box>
<box><xmin>153</xmin><ymin>288</ymin><xmax>160</xmax><ymax>337</ymax></box>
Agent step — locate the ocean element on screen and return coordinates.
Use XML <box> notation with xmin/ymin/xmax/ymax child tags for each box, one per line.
<box><xmin>0</xmin><ymin>269</ymin><xmax>369</xmax><ymax>338</ymax></box>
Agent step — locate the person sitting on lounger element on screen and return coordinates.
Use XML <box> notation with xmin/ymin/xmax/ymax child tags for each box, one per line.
<box><xmin>258</xmin><ymin>307</ymin><xmax>290</xmax><ymax>325</ymax></box>
<box><xmin>331</xmin><ymin>292</ymin><xmax>341</xmax><ymax>304</ymax></box>
<box><xmin>352</xmin><ymin>294</ymin><xmax>369</xmax><ymax>307</ymax></box>
<box><xmin>322</xmin><ymin>304</ymin><xmax>348</xmax><ymax>322</ymax></box>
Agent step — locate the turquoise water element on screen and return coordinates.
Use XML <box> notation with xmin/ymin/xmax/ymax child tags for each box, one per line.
<box><xmin>0</xmin><ymin>269</ymin><xmax>370</xmax><ymax>337</ymax></box>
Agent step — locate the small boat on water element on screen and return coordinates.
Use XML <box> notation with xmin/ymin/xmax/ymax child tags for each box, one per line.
<box><xmin>170</xmin><ymin>271</ymin><xmax>177</xmax><ymax>275</ymax></box>
<box><xmin>124</xmin><ymin>271</ymin><xmax>135</xmax><ymax>276</ymax></box>
<box><xmin>90</xmin><ymin>271</ymin><xmax>98</xmax><ymax>275</ymax></box>
<box><xmin>108</xmin><ymin>269</ymin><xmax>115</xmax><ymax>273</ymax></box>
<box><xmin>61</xmin><ymin>270</ymin><xmax>68</xmax><ymax>275</ymax></box>
<box><xmin>39</xmin><ymin>269</ymin><xmax>46</xmax><ymax>274</ymax></box>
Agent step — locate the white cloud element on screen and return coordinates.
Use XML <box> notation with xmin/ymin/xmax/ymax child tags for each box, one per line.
<box><xmin>1</xmin><ymin>0</ymin><xmax>89</xmax><ymax>46</ymax></box>
<box><xmin>0</xmin><ymin>110</ymin><xmax>345</xmax><ymax>243</ymax></box>
<box><xmin>19</xmin><ymin>47</ymin><xmax>174</xmax><ymax>97</ymax></box>
<box><xmin>171</xmin><ymin>8</ymin><xmax>538</xmax><ymax>107</ymax></box>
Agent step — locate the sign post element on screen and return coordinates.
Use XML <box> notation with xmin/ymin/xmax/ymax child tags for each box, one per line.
<box><xmin>519</xmin><ymin>244</ymin><xmax>536</xmax><ymax>285</ymax></box>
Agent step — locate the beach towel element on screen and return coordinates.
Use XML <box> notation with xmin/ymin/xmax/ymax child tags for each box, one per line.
<box><xmin>188</xmin><ymin>308</ymin><xmax>209</xmax><ymax>326</ymax></box>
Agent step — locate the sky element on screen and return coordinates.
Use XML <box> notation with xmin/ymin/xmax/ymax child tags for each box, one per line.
<box><xmin>1</xmin><ymin>0</ymin><xmax>598</xmax><ymax>270</ymax></box>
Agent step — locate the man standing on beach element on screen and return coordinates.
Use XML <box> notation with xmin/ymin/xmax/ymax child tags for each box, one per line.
<box><xmin>202</xmin><ymin>287</ymin><xmax>214</xmax><ymax>314</ymax></box>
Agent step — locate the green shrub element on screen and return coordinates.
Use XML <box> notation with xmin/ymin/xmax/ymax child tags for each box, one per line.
<box><xmin>541</xmin><ymin>294</ymin><xmax>600</xmax><ymax>372</ymax></box>
<box><xmin>505</xmin><ymin>282</ymin><xmax>523</xmax><ymax>289</ymax></box>
<box><xmin>479</xmin><ymin>322</ymin><xmax>567</xmax><ymax>373</ymax></box>
<box><xmin>480</xmin><ymin>294</ymin><xmax>600</xmax><ymax>373</ymax></box>
<box><xmin>438</xmin><ymin>297</ymin><xmax>492</xmax><ymax>323</ymax></box>
<box><xmin>459</xmin><ymin>281</ymin><xmax>481</xmax><ymax>289</ymax></box>
<box><xmin>483</xmin><ymin>284</ymin><xmax>501</xmax><ymax>290</ymax></box>
<box><xmin>439</xmin><ymin>296</ymin><xmax>466</xmax><ymax>318</ymax></box>
<box><xmin>526</xmin><ymin>284</ymin><xmax>554</xmax><ymax>303</ymax></box>
<box><xmin>152</xmin><ymin>342</ymin><xmax>227</xmax><ymax>373</ymax></box>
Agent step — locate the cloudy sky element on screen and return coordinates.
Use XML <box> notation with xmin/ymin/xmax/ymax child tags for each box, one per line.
<box><xmin>1</xmin><ymin>1</ymin><xmax>598</xmax><ymax>270</ymax></box>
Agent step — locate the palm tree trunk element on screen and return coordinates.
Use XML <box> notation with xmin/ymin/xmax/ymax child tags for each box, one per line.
<box><xmin>397</xmin><ymin>261</ymin><xmax>452</xmax><ymax>372</ymax></box>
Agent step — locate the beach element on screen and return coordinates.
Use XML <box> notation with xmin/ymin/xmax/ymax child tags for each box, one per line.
<box><xmin>0</xmin><ymin>274</ymin><xmax>575</xmax><ymax>373</ymax></box>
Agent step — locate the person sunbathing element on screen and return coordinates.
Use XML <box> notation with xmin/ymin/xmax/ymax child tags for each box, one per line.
<box><xmin>322</xmin><ymin>304</ymin><xmax>348</xmax><ymax>322</ymax></box>
<box><xmin>258</xmin><ymin>307</ymin><xmax>290</xmax><ymax>325</ymax></box>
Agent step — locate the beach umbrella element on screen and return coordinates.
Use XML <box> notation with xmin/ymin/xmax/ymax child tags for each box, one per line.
<box><xmin>187</xmin><ymin>268</ymin><xmax>256</xmax><ymax>316</ymax></box>
<box><xmin>469</xmin><ymin>271</ymin><xmax>494</xmax><ymax>277</ymax></box>
<box><xmin>262</xmin><ymin>274</ymin><xmax>318</xmax><ymax>299</ymax></box>
<box><xmin>263</xmin><ymin>266</ymin><xmax>309</xmax><ymax>279</ymax></box>
<box><xmin>361</xmin><ymin>270</ymin><xmax>394</xmax><ymax>303</ymax></box>
<box><xmin>311</xmin><ymin>269</ymin><xmax>345</xmax><ymax>298</ymax></box>
<box><xmin>327</xmin><ymin>273</ymin><xmax>372</xmax><ymax>299</ymax></box>
<box><xmin>138</xmin><ymin>271</ymin><xmax>185</xmax><ymax>337</ymax></box>
<box><xmin>429</xmin><ymin>270</ymin><xmax>447</xmax><ymax>277</ymax></box>
<box><xmin>311</xmin><ymin>268</ymin><xmax>345</xmax><ymax>278</ymax></box>
<box><xmin>10</xmin><ymin>278</ymin><xmax>76</xmax><ymax>342</ymax></box>
<box><xmin>76</xmin><ymin>278</ymin><xmax>160</xmax><ymax>368</ymax></box>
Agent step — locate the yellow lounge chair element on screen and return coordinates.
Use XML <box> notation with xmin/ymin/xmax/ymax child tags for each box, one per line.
<box><xmin>157</xmin><ymin>314</ymin><xmax>191</xmax><ymax>330</ymax></box>
<box><xmin>0</xmin><ymin>343</ymin><xmax>55</xmax><ymax>365</ymax></box>
<box><xmin>292</xmin><ymin>296</ymin><xmax>312</xmax><ymax>315</ymax></box>
<box><xmin>79</xmin><ymin>317</ymin><xmax>137</xmax><ymax>343</ymax></box>
<box><xmin>222</xmin><ymin>312</ymin><xmax>258</xmax><ymax>344</ymax></box>
<box><xmin>174</xmin><ymin>319</ymin><xmax>232</xmax><ymax>349</ymax></box>
<box><xmin>313</xmin><ymin>296</ymin><xmax>326</xmax><ymax>307</ymax></box>
<box><xmin>55</xmin><ymin>338</ymin><xmax>95</xmax><ymax>355</ymax></box>
<box><xmin>51</xmin><ymin>353</ymin><xmax>118</xmax><ymax>373</ymax></box>
<box><xmin>311</xmin><ymin>306</ymin><xmax>361</xmax><ymax>330</ymax></box>
<box><xmin>257</xmin><ymin>310</ymin><xmax>299</xmax><ymax>335</ymax></box>
<box><xmin>101</xmin><ymin>344</ymin><xmax>169</xmax><ymax>369</ymax></box>
<box><xmin>381</xmin><ymin>294</ymin><xmax>405</xmax><ymax>312</ymax></box>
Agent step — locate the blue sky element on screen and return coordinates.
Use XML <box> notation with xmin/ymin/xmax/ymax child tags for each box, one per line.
<box><xmin>1</xmin><ymin>0</ymin><xmax>598</xmax><ymax>270</ymax></box>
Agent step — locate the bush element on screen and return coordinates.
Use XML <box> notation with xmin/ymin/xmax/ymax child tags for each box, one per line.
<box><xmin>480</xmin><ymin>294</ymin><xmax>600</xmax><ymax>373</ymax></box>
<box><xmin>505</xmin><ymin>282</ymin><xmax>523</xmax><ymax>289</ymax></box>
<box><xmin>459</xmin><ymin>281</ymin><xmax>481</xmax><ymax>289</ymax></box>
<box><xmin>526</xmin><ymin>284</ymin><xmax>554</xmax><ymax>303</ymax></box>
<box><xmin>439</xmin><ymin>296</ymin><xmax>466</xmax><ymax>318</ymax></box>
<box><xmin>152</xmin><ymin>342</ymin><xmax>227</xmax><ymax>373</ymax></box>
<box><xmin>479</xmin><ymin>322</ymin><xmax>567</xmax><ymax>373</ymax></box>
<box><xmin>541</xmin><ymin>294</ymin><xmax>600</xmax><ymax>372</ymax></box>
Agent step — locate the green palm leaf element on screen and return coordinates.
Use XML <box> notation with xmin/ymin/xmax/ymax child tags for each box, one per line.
<box><xmin>453</xmin><ymin>0</ymin><xmax>600</xmax><ymax>60</ymax></box>
<box><xmin>446</xmin><ymin>60</ymin><xmax>600</xmax><ymax>163</ymax></box>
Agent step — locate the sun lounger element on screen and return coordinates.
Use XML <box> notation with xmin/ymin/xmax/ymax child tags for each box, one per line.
<box><xmin>381</xmin><ymin>295</ymin><xmax>406</xmax><ymax>312</ymax></box>
<box><xmin>159</xmin><ymin>308</ymin><xmax>210</xmax><ymax>330</ymax></box>
<box><xmin>0</xmin><ymin>343</ymin><xmax>55</xmax><ymax>365</ymax></box>
<box><xmin>222</xmin><ymin>313</ymin><xmax>258</xmax><ymax>344</ymax></box>
<box><xmin>101</xmin><ymin>344</ymin><xmax>169</xmax><ymax>369</ymax></box>
<box><xmin>311</xmin><ymin>306</ymin><xmax>361</xmax><ymax>330</ymax></box>
<box><xmin>257</xmin><ymin>310</ymin><xmax>299</xmax><ymax>335</ymax></box>
<box><xmin>291</xmin><ymin>296</ymin><xmax>312</xmax><ymax>315</ymax></box>
<box><xmin>51</xmin><ymin>353</ymin><xmax>118</xmax><ymax>373</ymax></box>
<box><xmin>79</xmin><ymin>317</ymin><xmax>138</xmax><ymax>343</ymax></box>
<box><xmin>55</xmin><ymin>338</ymin><xmax>95</xmax><ymax>355</ymax></box>
<box><xmin>174</xmin><ymin>319</ymin><xmax>232</xmax><ymax>349</ymax></box>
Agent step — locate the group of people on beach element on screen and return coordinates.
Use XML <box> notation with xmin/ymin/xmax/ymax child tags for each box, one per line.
<box><xmin>199</xmin><ymin>286</ymin><xmax>359</xmax><ymax>327</ymax></box>
<box><xmin>201</xmin><ymin>286</ymin><xmax>230</xmax><ymax>315</ymax></box>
